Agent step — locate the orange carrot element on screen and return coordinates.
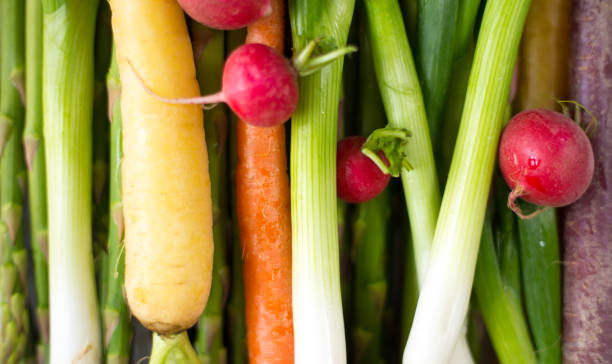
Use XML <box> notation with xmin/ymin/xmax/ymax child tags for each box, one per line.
<box><xmin>236</xmin><ymin>0</ymin><xmax>294</xmax><ymax>362</ymax></box>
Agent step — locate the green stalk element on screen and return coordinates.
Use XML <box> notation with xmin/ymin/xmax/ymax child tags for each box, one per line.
<box><xmin>417</xmin><ymin>0</ymin><xmax>460</xmax><ymax>151</ymax></box>
<box><xmin>103</xmin><ymin>47</ymin><xmax>132</xmax><ymax>364</ymax></box>
<box><xmin>363</xmin><ymin>1</ymin><xmax>475</xmax><ymax>361</ymax></box>
<box><xmin>437</xmin><ymin>0</ymin><xmax>482</xmax><ymax>184</ymax></box>
<box><xmin>516</xmin><ymin>207</ymin><xmax>561</xmax><ymax>364</ymax></box>
<box><xmin>0</xmin><ymin>0</ymin><xmax>29</xmax><ymax>361</ymax></box>
<box><xmin>474</xmin><ymin>214</ymin><xmax>537</xmax><ymax>364</ymax></box>
<box><xmin>92</xmin><ymin>0</ymin><xmax>111</xmax><ymax>311</ymax></box>
<box><xmin>150</xmin><ymin>332</ymin><xmax>200</xmax><ymax>364</ymax></box>
<box><xmin>42</xmin><ymin>0</ymin><xmax>102</xmax><ymax>362</ymax></box>
<box><xmin>24</xmin><ymin>0</ymin><xmax>50</xmax><ymax>361</ymax></box>
<box><xmin>351</xmin><ymin>19</ymin><xmax>389</xmax><ymax>364</ymax></box>
<box><xmin>402</xmin><ymin>0</ymin><xmax>531</xmax><ymax>362</ymax></box>
<box><xmin>192</xmin><ymin>25</ymin><xmax>229</xmax><ymax>364</ymax></box>
<box><xmin>225</xmin><ymin>28</ymin><xmax>247</xmax><ymax>364</ymax></box>
<box><xmin>363</xmin><ymin>0</ymin><xmax>438</xmax><ymax>291</ymax></box>
<box><xmin>493</xmin><ymin>174</ymin><xmax>521</xmax><ymax>295</ymax></box>
<box><xmin>289</xmin><ymin>0</ymin><xmax>355</xmax><ymax>362</ymax></box>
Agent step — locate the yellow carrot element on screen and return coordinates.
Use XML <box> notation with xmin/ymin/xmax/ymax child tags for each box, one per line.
<box><xmin>109</xmin><ymin>0</ymin><xmax>214</xmax><ymax>336</ymax></box>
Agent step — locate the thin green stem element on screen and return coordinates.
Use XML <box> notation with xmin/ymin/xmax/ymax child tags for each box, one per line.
<box><xmin>192</xmin><ymin>24</ymin><xmax>229</xmax><ymax>364</ymax></box>
<box><xmin>351</xmin><ymin>19</ymin><xmax>389</xmax><ymax>364</ymax></box>
<box><xmin>0</xmin><ymin>0</ymin><xmax>29</xmax><ymax>361</ymax></box>
<box><xmin>103</xmin><ymin>46</ymin><xmax>132</xmax><ymax>364</ymax></box>
<box><xmin>474</xmin><ymin>214</ymin><xmax>537</xmax><ymax>364</ymax></box>
<box><xmin>24</xmin><ymin>0</ymin><xmax>50</xmax><ymax>361</ymax></box>
<box><xmin>225</xmin><ymin>28</ymin><xmax>247</xmax><ymax>364</ymax></box>
<box><xmin>417</xmin><ymin>0</ymin><xmax>460</xmax><ymax>151</ymax></box>
<box><xmin>42</xmin><ymin>0</ymin><xmax>102</xmax><ymax>361</ymax></box>
<box><xmin>289</xmin><ymin>0</ymin><xmax>355</xmax><ymax>362</ymax></box>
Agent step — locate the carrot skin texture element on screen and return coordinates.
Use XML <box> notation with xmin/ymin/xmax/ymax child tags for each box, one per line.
<box><xmin>563</xmin><ymin>1</ymin><xmax>612</xmax><ymax>362</ymax></box>
<box><xmin>236</xmin><ymin>0</ymin><xmax>294</xmax><ymax>361</ymax></box>
<box><xmin>109</xmin><ymin>0</ymin><xmax>214</xmax><ymax>334</ymax></box>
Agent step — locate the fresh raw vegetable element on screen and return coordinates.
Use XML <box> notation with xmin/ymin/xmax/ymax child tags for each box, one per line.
<box><xmin>362</xmin><ymin>0</ymin><xmax>473</xmax><ymax>362</ymax></box>
<box><xmin>474</xmin><ymin>214</ymin><xmax>537</xmax><ymax>364</ymax></box>
<box><xmin>337</xmin><ymin>136</ymin><xmax>390</xmax><ymax>203</ymax></box>
<box><xmin>498</xmin><ymin>109</ymin><xmax>594</xmax><ymax>215</ymax></box>
<box><xmin>23</xmin><ymin>0</ymin><xmax>49</xmax><ymax>361</ymax></box>
<box><xmin>191</xmin><ymin>24</ymin><xmax>229</xmax><ymax>364</ymax></box>
<box><xmin>42</xmin><ymin>0</ymin><xmax>102</xmax><ymax>362</ymax></box>
<box><xmin>133</xmin><ymin>42</ymin><xmax>298</xmax><ymax>128</ymax></box>
<box><xmin>351</xmin><ymin>22</ymin><xmax>390</xmax><ymax>362</ymax></box>
<box><xmin>236</xmin><ymin>0</ymin><xmax>294</xmax><ymax>362</ymax></box>
<box><xmin>103</xmin><ymin>47</ymin><xmax>132</xmax><ymax>364</ymax></box>
<box><xmin>289</xmin><ymin>0</ymin><xmax>355</xmax><ymax>361</ymax></box>
<box><xmin>563</xmin><ymin>1</ymin><xmax>612</xmax><ymax>362</ymax></box>
<box><xmin>177</xmin><ymin>0</ymin><xmax>271</xmax><ymax>30</ymax></box>
<box><xmin>513</xmin><ymin>1</ymin><xmax>568</xmax><ymax>361</ymax></box>
<box><xmin>109</xmin><ymin>0</ymin><xmax>213</xmax><ymax>359</ymax></box>
<box><xmin>416</xmin><ymin>0</ymin><xmax>459</xmax><ymax>150</ymax></box>
<box><xmin>402</xmin><ymin>0</ymin><xmax>531</xmax><ymax>362</ymax></box>
<box><xmin>226</xmin><ymin>28</ymin><xmax>249</xmax><ymax>364</ymax></box>
<box><xmin>1</xmin><ymin>0</ymin><xmax>29</xmax><ymax>360</ymax></box>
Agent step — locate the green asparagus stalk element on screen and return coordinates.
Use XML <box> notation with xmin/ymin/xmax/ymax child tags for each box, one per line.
<box><xmin>92</xmin><ymin>0</ymin><xmax>111</xmax><ymax>311</ymax></box>
<box><xmin>42</xmin><ymin>0</ymin><xmax>102</xmax><ymax>361</ymax></box>
<box><xmin>24</xmin><ymin>0</ymin><xmax>50</xmax><ymax>361</ymax></box>
<box><xmin>192</xmin><ymin>24</ymin><xmax>229</xmax><ymax>364</ymax></box>
<box><xmin>0</xmin><ymin>0</ymin><xmax>29</xmax><ymax>361</ymax></box>
<box><xmin>474</xmin><ymin>213</ymin><xmax>537</xmax><ymax>364</ymax></box>
<box><xmin>225</xmin><ymin>28</ymin><xmax>248</xmax><ymax>364</ymax></box>
<box><xmin>351</xmin><ymin>18</ymin><xmax>390</xmax><ymax>364</ymax></box>
<box><xmin>289</xmin><ymin>0</ymin><xmax>355</xmax><ymax>361</ymax></box>
<box><xmin>102</xmin><ymin>47</ymin><xmax>132</xmax><ymax>364</ymax></box>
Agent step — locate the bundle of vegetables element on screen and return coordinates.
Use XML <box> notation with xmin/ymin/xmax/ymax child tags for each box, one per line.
<box><xmin>2</xmin><ymin>0</ymin><xmax>611</xmax><ymax>363</ymax></box>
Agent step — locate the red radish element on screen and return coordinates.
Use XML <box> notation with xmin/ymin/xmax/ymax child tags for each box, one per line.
<box><xmin>178</xmin><ymin>0</ymin><xmax>272</xmax><ymax>30</ymax></box>
<box><xmin>498</xmin><ymin>109</ymin><xmax>594</xmax><ymax>216</ymax></box>
<box><xmin>337</xmin><ymin>136</ymin><xmax>391</xmax><ymax>203</ymax></box>
<box><xmin>133</xmin><ymin>43</ymin><xmax>299</xmax><ymax>127</ymax></box>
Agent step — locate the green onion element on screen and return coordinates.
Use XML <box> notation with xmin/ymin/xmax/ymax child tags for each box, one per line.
<box><xmin>517</xmin><ymin>206</ymin><xmax>561</xmax><ymax>364</ymax></box>
<box><xmin>193</xmin><ymin>24</ymin><xmax>230</xmax><ymax>364</ymax></box>
<box><xmin>103</xmin><ymin>46</ymin><xmax>132</xmax><ymax>364</ymax></box>
<box><xmin>42</xmin><ymin>0</ymin><xmax>102</xmax><ymax>361</ymax></box>
<box><xmin>289</xmin><ymin>0</ymin><xmax>356</xmax><ymax>361</ymax></box>
<box><xmin>1</xmin><ymin>0</ymin><xmax>29</xmax><ymax>360</ymax></box>
<box><xmin>416</xmin><ymin>0</ymin><xmax>460</xmax><ymax>150</ymax></box>
<box><xmin>24</xmin><ymin>0</ymin><xmax>50</xmax><ymax>361</ymax></box>
<box><xmin>474</xmin><ymin>213</ymin><xmax>537</xmax><ymax>364</ymax></box>
<box><xmin>402</xmin><ymin>0</ymin><xmax>531</xmax><ymax>362</ymax></box>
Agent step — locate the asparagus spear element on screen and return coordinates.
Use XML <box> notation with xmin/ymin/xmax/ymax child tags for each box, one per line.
<box><xmin>24</xmin><ymin>0</ymin><xmax>49</xmax><ymax>361</ymax></box>
<box><xmin>103</xmin><ymin>47</ymin><xmax>132</xmax><ymax>364</ymax></box>
<box><xmin>192</xmin><ymin>24</ymin><xmax>229</xmax><ymax>364</ymax></box>
<box><xmin>225</xmin><ymin>28</ymin><xmax>248</xmax><ymax>364</ymax></box>
<box><xmin>351</xmin><ymin>17</ymin><xmax>390</xmax><ymax>364</ymax></box>
<box><xmin>92</xmin><ymin>0</ymin><xmax>111</xmax><ymax>311</ymax></box>
<box><xmin>0</xmin><ymin>0</ymin><xmax>29</xmax><ymax>361</ymax></box>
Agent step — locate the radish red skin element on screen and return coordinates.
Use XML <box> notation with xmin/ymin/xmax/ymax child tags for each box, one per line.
<box><xmin>178</xmin><ymin>0</ymin><xmax>272</xmax><ymax>30</ymax></box>
<box><xmin>498</xmin><ymin>109</ymin><xmax>594</xmax><ymax>207</ymax></box>
<box><xmin>223</xmin><ymin>43</ymin><xmax>299</xmax><ymax>127</ymax></box>
<box><xmin>337</xmin><ymin>136</ymin><xmax>390</xmax><ymax>203</ymax></box>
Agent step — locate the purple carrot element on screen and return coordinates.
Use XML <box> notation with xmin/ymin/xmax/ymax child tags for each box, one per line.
<box><xmin>562</xmin><ymin>1</ymin><xmax>612</xmax><ymax>363</ymax></box>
